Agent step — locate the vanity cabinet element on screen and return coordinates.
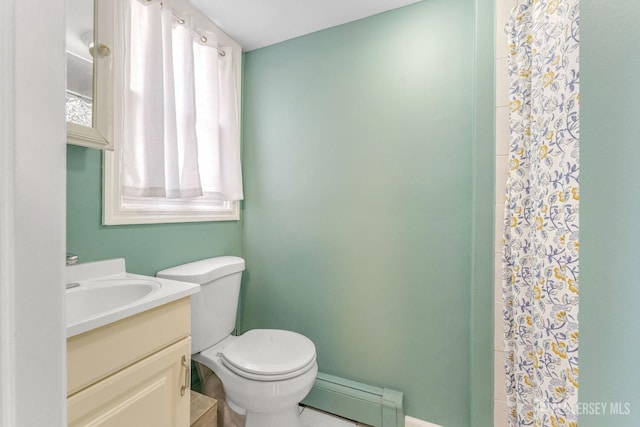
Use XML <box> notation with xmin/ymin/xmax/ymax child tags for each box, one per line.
<box><xmin>67</xmin><ymin>298</ymin><xmax>192</xmax><ymax>427</ymax></box>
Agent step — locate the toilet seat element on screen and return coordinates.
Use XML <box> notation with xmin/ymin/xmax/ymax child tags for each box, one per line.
<box><xmin>221</xmin><ymin>329</ymin><xmax>317</xmax><ymax>381</ymax></box>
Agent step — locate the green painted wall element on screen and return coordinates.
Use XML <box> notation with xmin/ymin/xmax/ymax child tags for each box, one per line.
<box><xmin>241</xmin><ymin>1</ymin><xmax>479</xmax><ymax>425</ymax></box>
<box><xmin>67</xmin><ymin>1</ymin><xmax>496</xmax><ymax>424</ymax></box>
<box><xmin>66</xmin><ymin>145</ymin><xmax>242</xmax><ymax>276</ymax></box>
<box><xmin>580</xmin><ymin>1</ymin><xmax>640</xmax><ymax>425</ymax></box>
<box><xmin>470</xmin><ymin>0</ymin><xmax>495</xmax><ymax>424</ymax></box>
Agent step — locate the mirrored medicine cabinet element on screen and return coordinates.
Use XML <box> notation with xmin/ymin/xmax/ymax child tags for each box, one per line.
<box><xmin>66</xmin><ymin>0</ymin><xmax>116</xmax><ymax>150</ymax></box>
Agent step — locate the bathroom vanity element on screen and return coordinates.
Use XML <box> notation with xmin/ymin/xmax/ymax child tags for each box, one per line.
<box><xmin>65</xmin><ymin>259</ymin><xmax>200</xmax><ymax>427</ymax></box>
<box><xmin>67</xmin><ymin>298</ymin><xmax>191</xmax><ymax>426</ymax></box>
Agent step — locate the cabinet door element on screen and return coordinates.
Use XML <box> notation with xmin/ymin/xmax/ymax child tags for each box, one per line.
<box><xmin>68</xmin><ymin>338</ymin><xmax>191</xmax><ymax>427</ymax></box>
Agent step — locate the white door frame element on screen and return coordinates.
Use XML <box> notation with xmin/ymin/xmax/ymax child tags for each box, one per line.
<box><xmin>1</xmin><ymin>0</ymin><xmax>66</xmax><ymax>425</ymax></box>
<box><xmin>0</xmin><ymin>0</ymin><xmax>17</xmax><ymax>423</ymax></box>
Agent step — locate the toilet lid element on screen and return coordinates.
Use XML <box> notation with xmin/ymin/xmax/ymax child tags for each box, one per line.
<box><xmin>221</xmin><ymin>329</ymin><xmax>316</xmax><ymax>379</ymax></box>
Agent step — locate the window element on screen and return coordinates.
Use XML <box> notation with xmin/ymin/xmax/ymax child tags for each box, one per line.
<box><xmin>103</xmin><ymin>0</ymin><xmax>242</xmax><ymax>225</ymax></box>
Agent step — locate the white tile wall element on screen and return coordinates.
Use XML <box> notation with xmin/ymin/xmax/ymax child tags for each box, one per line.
<box><xmin>494</xmin><ymin>253</ymin><xmax>504</xmax><ymax>304</ymax></box>
<box><xmin>494</xmin><ymin>204</ymin><xmax>505</xmax><ymax>251</ymax></box>
<box><xmin>493</xmin><ymin>350</ymin><xmax>507</xmax><ymax>402</ymax></box>
<box><xmin>496</xmin><ymin>107</ymin><xmax>510</xmax><ymax>156</ymax></box>
<box><xmin>496</xmin><ymin>0</ymin><xmax>514</xmax><ymax>58</ymax></box>
<box><xmin>494</xmin><ymin>401</ymin><xmax>509</xmax><ymax>426</ymax></box>
<box><xmin>495</xmin><ymin>1</ymin><xmax>517</xmax><ymax>426</ymax></box>
<box><xmin>494</xmin><ymin>302</ymin><xmax>504</xmax><ymax>351</ymax></box>
<box><xmin>495</xmin><ymin>58</ymin><xmax>510</xmax><ymax>107</ymax></box>
<box><xmin>495</xmin><ymin>159</ymin><xmax>508</xmax><ymax>211</ymax></box>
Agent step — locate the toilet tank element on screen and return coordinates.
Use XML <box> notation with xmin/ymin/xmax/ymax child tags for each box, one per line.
<box><xmin>157</xmin><ymin>256</ymin><xmax>245</xmax><ymax>354</ymax></box>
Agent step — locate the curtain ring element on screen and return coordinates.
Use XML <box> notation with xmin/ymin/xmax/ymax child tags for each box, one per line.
<box><xmin>219</xmin><ymin>50</ymin><xmax>226</xmax><ymax>57</ymax></box>
<box><xmin>178</xmin><ymin>18</ymin><xmax>185</xmax><ymax>24</ymax></box>
<box><xmin>201</xmin><ymin>36</ymin><xmax>208</xmax><ymax>43</ymax></box>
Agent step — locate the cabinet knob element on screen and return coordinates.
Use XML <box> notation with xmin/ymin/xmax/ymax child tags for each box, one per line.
<box><xmin>96</xmin><ymin>43</ymin><xmax>111</xmax><ymax>57</ymax></box>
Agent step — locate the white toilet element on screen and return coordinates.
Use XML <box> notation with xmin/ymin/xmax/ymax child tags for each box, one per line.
<box><xmin>157</xmin><ymin>256</ymin><xmax>318</xmax><ymax>427</ymax></box>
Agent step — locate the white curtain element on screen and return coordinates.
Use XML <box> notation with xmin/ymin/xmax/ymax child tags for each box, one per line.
<box><xmin>121</xmin><ymin>0</ymin><xmax>242</xmax><ymax>201</ymax></box>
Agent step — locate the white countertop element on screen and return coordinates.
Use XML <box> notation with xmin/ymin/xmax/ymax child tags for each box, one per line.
<box><xmin>66</xmin><ymin>258</ymin><xmax>200</xmax><ymax>337</ymax></box>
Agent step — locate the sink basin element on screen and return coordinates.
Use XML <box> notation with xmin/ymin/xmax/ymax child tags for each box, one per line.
<box><xmin>66</xmin><ymin>279</ymin><xmax>160</xmax><ymax>326</ymax></box>
<box><xmin>65</xmin><ymin>258</ymin><xmax>200</xmax><ymax>337</ymax></box>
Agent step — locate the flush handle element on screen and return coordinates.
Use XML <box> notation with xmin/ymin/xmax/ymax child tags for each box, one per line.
<box><xmin>180</xmin><ymin>355</ymin><xmax>189</xmax><ymax>397</ymax></box>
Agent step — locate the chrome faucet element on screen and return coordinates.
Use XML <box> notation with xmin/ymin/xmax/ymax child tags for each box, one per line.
<box><xmin>66</xmin><ymin>252</ymin><xmax>78</xmax><ymax>266</ymax></box>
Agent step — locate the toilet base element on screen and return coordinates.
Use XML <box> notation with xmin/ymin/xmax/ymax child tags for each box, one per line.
<box><xmin>193</xmin><ymin>338</ymin><xmax>317</xmax><ymax>427</ymax></box>
<box><xmin>245</xmin><ymin>405</ymin><xmax>301</xmax><ymax>427</ymax></box>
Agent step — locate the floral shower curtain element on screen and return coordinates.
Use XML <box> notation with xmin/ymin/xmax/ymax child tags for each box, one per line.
<box><xmin>502</xmin><ymin>0</ymin><xmax>580</xmax><ymax>426</ymax></box>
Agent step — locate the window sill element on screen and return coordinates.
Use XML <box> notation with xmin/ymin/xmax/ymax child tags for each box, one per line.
<box><xmin>102</xmin><ymin>152</ymin><xmax>240</xmax><ymax>225</ymax></box>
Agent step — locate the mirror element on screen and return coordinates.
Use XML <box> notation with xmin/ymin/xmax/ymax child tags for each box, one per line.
<box><xmin>66</xmin><ymin>0</ymin><xmax>115</xmax><ymax>150</ymax></box>
<box><xmin>66</xmin><ymin>0</ymin><xmax>93</xmax><ymax>128</ymax></box>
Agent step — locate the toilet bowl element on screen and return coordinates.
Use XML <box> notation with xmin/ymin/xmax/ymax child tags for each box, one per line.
<box><xmin>194</xmin><ymin>331</ymin><xmax>318</xmax><ymax>427</ymax></box>
<box><xmin>157</xmin><ymin>257</ymin><xmax>318</xmax><ymax>427</ymax></box>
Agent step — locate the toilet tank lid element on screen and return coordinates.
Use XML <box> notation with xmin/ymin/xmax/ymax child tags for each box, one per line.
<box><xmin>156</xmin><ymin>256</ymin><xmax>245</xmax><ymax>284</ymax></box>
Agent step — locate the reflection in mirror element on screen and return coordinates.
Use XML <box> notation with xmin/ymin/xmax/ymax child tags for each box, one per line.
<box><xmin>66</xmin><ymin>0</ymin><xmax>94</xmax><ymax>127</ymax></box>
<box><xmin>65</xmin><ymin>0</ymin><xmax>115</xmax><ymax>150</ymax></box>
<box><xmin>66</xmin><ymin>51</ymin><xmax>93</xmax><ymax>127</ymax></box>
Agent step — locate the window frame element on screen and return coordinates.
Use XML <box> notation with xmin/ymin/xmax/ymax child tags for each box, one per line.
<box><xmin>102</xmin><ymin>0</ymin><xmax>243</xmax><ymax>225</ymax></box>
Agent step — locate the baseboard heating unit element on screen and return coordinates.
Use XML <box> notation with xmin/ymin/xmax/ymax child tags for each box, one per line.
<box><xmin>301</xmin><ymin>372</ymin><xmax>404</xmax><ymax>427</ymax></box>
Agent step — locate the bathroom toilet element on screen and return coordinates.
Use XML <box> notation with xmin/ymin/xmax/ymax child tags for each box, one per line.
<box><xmin>157</xmin><ymin>256</ymin><xmax>317</xmax><ymax>427</ymax></box>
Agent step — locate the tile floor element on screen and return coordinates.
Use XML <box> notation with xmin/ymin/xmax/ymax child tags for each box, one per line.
<box><xmin>299</xmin><ymin>406</ymin><xmax>371</xmax><ymax>427</ymax></box>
